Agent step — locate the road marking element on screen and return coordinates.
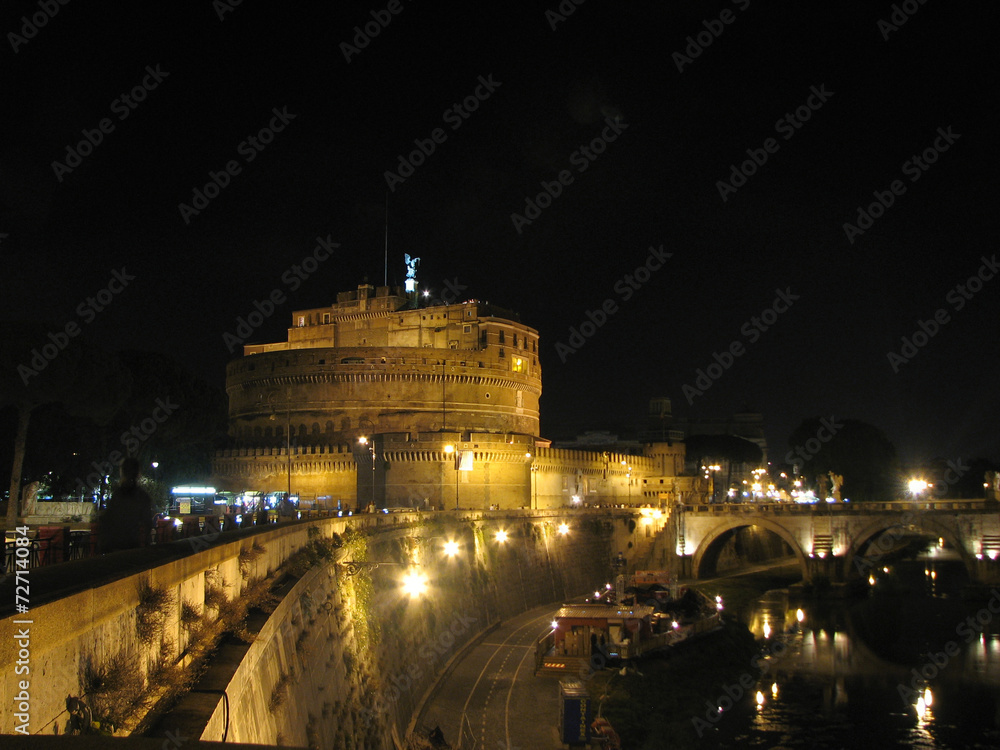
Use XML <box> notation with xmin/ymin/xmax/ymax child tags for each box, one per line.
<box><xmin>505</xmin><ymin>622</ymin><xmax>551</xmax><ymax>750</ymax></box>
<box><xmin>456</xmin><ymin>608</ymin><xmax>558</xmax><ymax>749</ymax></box>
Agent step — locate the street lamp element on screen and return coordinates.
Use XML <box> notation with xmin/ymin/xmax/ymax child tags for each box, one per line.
<box><xmin>621</xmin><ymin>461</ymin><xmax>633</xmax><ymax>504</ymax></box>
<box><xmin>444</xmin><ymin>444</ymin><xmax>458</xmax><ymax>510</ymax></box>
<box><xmin>530</xmin><ymin>463</ymin><xmax>539</xmax><ymax>510</ymax></box>
<box><xmin>269</xmin><ymin>390</ymin><xmax>292</xmax><ymax>502</ymax></box>
<box><xmin>358</xmin><ymin>436</ymin><xmax>376</xmax><ymax>511</ymax></box>
<box><xmin>402</xmin><ymin>568</ymin><xmax>428</xmax><ymax>598</ymax></box>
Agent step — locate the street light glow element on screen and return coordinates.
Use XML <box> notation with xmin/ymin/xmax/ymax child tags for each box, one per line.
<box><xmin>402</xmin><ymin>570</ymin><xmax>428</xmax><ymax>597</ymax></box>
<box><xmin>443</xmin><ymin>540</ymin><xmax>460</xmax><ymax>556</ymax></box>
<box><xmin>557</xmin><ymin>523</ymin><xmax>569</xmax><ymax>535</ymax></box>
<box><xmin>495</xmin><ymin>529</ymin><xmax>508</xmax><ymax>543</ymax></box>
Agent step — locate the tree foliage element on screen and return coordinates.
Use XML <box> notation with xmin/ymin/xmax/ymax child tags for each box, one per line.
<box><xmin>0</xmin><ymin>321</ymin><xmax>131</xmax><ymax>528</ymax></box>
<box><xmin>788</xmin><ymin>418</ymin><xmax>900</xmax><ymax>502</ymax></box>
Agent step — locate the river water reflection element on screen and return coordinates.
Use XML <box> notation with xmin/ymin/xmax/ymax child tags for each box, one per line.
<box><xmin>715</xmin><ymin>560</ymin><xmax>1000</xmax><ymax>749</ymax></box>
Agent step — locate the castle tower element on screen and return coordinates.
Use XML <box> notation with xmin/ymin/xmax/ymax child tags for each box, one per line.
<box><xmin>215</xmin><ymin>282</ymin><xmax>543</xmax><ymax>508</ymax></box>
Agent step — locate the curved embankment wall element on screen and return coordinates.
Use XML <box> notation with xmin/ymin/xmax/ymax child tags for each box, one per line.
<box><xmin>0</xmin><ymin>510</ymin><xmax>652</xmax><ymax>749</ymax></box>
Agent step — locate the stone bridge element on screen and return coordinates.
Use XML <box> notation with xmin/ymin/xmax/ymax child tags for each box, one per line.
<box><xmin>674</xmin><ymin>499</ymin><xmax>1000</xmax><ymax>584</ymax></box>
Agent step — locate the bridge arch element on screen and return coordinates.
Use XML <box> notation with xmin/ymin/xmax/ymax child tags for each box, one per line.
<box><xmin>692</xmin><ymin>516</ymin><xmax>809</xmax><ymax>580</ymax></box>
<box><xmin>841</xmin><ymin>513</ymin><xmax>975</xmax><ymax>582</ymax></box>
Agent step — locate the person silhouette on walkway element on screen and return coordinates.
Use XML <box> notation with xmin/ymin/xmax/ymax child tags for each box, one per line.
<box><xmin>100</xmin><ymin>458</ymin><xmax>154</xmax><ymax>553</ymax></box>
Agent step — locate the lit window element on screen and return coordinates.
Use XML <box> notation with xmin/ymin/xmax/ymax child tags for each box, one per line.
<box><xmin>297</xmin><ymin>316</ymin><xmax>305</xmax><ymax>327</ymax></box>
<box><xmin>511</xmin><ymin>357</ymin><xmax>524</xmax><ymax>373</ymax></box>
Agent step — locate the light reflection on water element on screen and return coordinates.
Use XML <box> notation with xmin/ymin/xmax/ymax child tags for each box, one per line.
<box><xmin>718</xmin><ymin>561</ymin><xmax>1000</xmax><ymax>749</ymax></box>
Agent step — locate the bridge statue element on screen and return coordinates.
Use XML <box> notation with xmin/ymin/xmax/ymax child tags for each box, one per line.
<box><xmin>829</xmin><ymin>472</ymin><xmax>843</xmax><ymax>502</ymax></box>
<box><xmin>22</xmin><ymin>480</ymin><xmax>41</xmax><ymax>516</ymax></box>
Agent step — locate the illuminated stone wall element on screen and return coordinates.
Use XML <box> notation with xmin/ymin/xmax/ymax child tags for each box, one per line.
<box><xmin>225</xmin><ymin>285</ymin><xmax>541</xmax><ymax>448</ymax></box>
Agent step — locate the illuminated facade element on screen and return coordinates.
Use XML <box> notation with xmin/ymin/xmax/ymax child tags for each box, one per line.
<box><xmin>213</xmin><ymin>282</ymin><xmax>687</xmax><ymax>509</ymax></box>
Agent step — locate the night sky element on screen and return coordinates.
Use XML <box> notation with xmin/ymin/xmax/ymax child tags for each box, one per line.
<box><xmin>2</xmin><ymin>1</ymin><xmax>998</xmax><ymax>464</ymax></box>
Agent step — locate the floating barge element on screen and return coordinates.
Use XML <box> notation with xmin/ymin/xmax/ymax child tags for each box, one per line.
<box><xmin>535</xmin><ymin>585</ymin><xmax>722</xmax><ymax>675</ymax></box>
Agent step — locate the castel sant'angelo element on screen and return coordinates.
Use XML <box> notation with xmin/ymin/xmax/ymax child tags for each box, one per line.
<box><xmin>212</xmin><ymin>267</ymin><xmax>690</xmax><ymax>510</ymax></box>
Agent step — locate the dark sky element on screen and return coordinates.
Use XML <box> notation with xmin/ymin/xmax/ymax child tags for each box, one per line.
<box><xmin>2</xmin><ymin>1</ymin><xmax>998</xmax><ymax>464</ymax></box>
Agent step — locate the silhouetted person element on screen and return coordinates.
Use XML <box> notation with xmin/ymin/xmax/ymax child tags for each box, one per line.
<box><xmin>99</xmin><ymin>458</ymin><xmax>154</xmax><ymax>553</ymax></box>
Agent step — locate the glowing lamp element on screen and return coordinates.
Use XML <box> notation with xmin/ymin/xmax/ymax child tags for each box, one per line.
<box><xmin>402</xmin><ymin>570</ymin><xmax>428</xmax><ymax>598</ymax></box>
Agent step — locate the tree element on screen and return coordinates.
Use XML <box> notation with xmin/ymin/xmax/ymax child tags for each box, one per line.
<box><xmin>11</xmin><ymin>350</ymin><xmax>230</xmax><ymax>508</ymax></box>
<box><xmin>787</xmin><ymin>418</ymin><xmax>899</xmax><ymax>502</ymax></box>
<box><xmin>0</xmin><ymin>321</ymin><xmax>130</xmax><ymax>529</ymax></box>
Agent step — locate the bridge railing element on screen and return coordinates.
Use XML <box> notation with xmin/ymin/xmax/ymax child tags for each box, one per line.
<box><xmin>681</xmin><ymin>499</ymin><xmax>990</xmax><ymax>514</ymax></box>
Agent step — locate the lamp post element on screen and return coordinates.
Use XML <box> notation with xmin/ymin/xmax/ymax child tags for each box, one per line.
<box><xmin>621</xmin><ymin>460</ymin><xmax>632</xmax><ymax>504</ymax></box>
<box><xmin>269</xmin><ymin>389</ymin><xmax>292</xmax><ymax>502</ymax></box>
<box><xmin>444</xmin><ymin>444</ymin><xmax>457</xmax><ymax>510</ymax></box>
<box><xmin>358</xmin><ymin>436</ymin><xmax>376</xmax><ymax>511</ymax></box>
<box><xmin>530</xmin><ymin>462</ymin><xmax>538</xmax><ymax>510</ymax></box>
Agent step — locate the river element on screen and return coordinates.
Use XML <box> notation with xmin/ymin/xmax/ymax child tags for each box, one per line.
<box><xmin>702</xmin><ymin>558</ymin><xmax>1000</xmax><ymax>749</ymax></box>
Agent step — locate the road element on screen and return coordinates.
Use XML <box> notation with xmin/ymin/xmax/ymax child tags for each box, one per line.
<box><xmin>417</xmin><ymin>557</ymin><xmax>800</xmax><ymax>749</ymax></box>
<box><xmin>418</xmin><ymin>603</ymin><xmax>567</xmax><ymax>750</ymax></box>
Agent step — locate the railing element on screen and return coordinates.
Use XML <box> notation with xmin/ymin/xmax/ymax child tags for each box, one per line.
<box><xmin>682</xmin><ymin>500</ymin><xmax>990</xmax><ymax>515</ymax></box>
<box><xmin>2</xmin><ymin>506</ymin><xmax>641</xmax><ymax>574</ymax></box>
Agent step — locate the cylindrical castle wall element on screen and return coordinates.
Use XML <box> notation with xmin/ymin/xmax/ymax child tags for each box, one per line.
<box><xmin>225</xmin><ymin>346</ymin><xmax>541</xmax><ymax>446</ymax></box>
